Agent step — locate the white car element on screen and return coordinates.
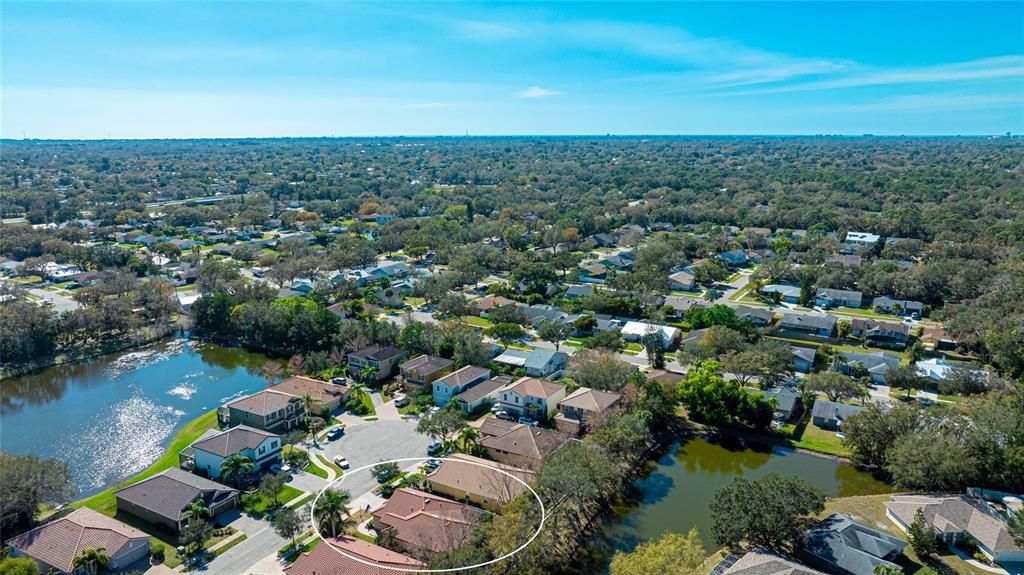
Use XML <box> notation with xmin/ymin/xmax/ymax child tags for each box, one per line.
<box><xmin>333</xmin><ymin>456</ymin><xmax>350</xmax><ymax>469</ymax></box>
<box><xmin>394</xmin><ymin>394</ymin><xmax>409</xmax><ymax>407</ymax></box>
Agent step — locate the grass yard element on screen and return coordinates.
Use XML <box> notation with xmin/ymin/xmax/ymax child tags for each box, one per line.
<box><xmin>357</xmin><ymin>393</ymin><xmax>376</xmax><ymax>416</ymax></box>
<box><xmin>460</xmin><ymin>315</ymin><xmax>493</xmax><ymax>328</ymax></box>
<box><xmin>240</xmin><ymin>484</ymin><xmax>304</xmax><ymax>517</ymax></box>
<box><xmin>304</xmin><ymin>457</ymin><xmax>329</xmax><ymax>479</ymax></box>
<box><xmin>824</xmin><ymin>495</ymin><xmax>993</xmax><ymax>575</ymax></box>
<box><xmin>75</xmin><ymin>409</ymin><xmax>220</xmax><ymax>515</ymax></box>
<box><xmin>624</xmin><ymin>342</ymin><xmax>643</xmax><ymax>352</ymax></box>
<box><xmin>287</xmin><ymin>492</ymin><xmax>314</xmax><ymax>510</ymax></box>
<box><xmin>786</xmin><ymin>417</ymin><xmax>851</xmax><ymax>457</ymax></box>
<box><xmin>210</xmin><ymin>533</ymin><xmax>248</xmax><ymax>557</ymax></box>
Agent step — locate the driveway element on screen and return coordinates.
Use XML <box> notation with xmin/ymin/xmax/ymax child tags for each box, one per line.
<box><xmin>28</xmin><ymin>288</ymin><xmax>80</xmax><ymax>313</ymax></box>
<box><xmin>312</xmin><ymin>419</ymin><xmax>434</xmax><ymax>498</ymax></box>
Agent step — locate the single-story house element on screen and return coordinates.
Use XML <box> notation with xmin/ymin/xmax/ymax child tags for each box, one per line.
<box><xmin>114</xmin><ymin>468</ymin><xmax>238</xmax><ymax>532</ymax></box>
<box><xmin>810</xmin><ymin>399</ymin><xmax>865</xmax><ymax>430</ymax></box>
<box><xmin>759</xmin><ymin>385</ymin><xmax>803</xmax><ymax>421</ymax></box>
<box><xmin>433</xmin><ymin>365</ymin><xmax>492</xmax><ymax>407</ymax></box>
<box><xmin>620</xmin><ymin>321</ymin><xmax>681</xmax><ymax>348</ymax></box>
<box><xmin>5</xmin><ymin>508</ymin><xmax>150</xmax><ymax>574</ymax></box>
<box><xmin>915</xmin><ymin>358</ymin><xmax>987</xmax><ymax>383</ymax></box>
<box><xmin>646</xmin><ymin>369</ymin><xmax>684</xmax><ymax>387</ymax></box>
<box><xmin>180</xmin><ymin>425</ymin><xmax>281</xmax><ymax>480</ymax></box>
<box><xmin>791</xmin><ymin>346</ymin><xmax>817</xmax><ymax>373</ymax></box>
<box><xmin>668</xmin><ymin>270</ymin><xmax>697</xmax><ymax>291</ymax></box>
<box><xmin>371</xmin><ymin>488</ymin><xmax>487</xmax><ymax>556</ymax></box>
<box><xmin>777</xmin><ymin>313</ymin><xmax>837</xmax><ymax>338</ymax></box>
<box><xmin>563</xmin><ymin>285</ymin><xmax>595</xmax><ymax>300</ymax></box>
<box><xmin>453</xmin><ymin>375</ymin><xmax>513</xmax><ymax>413</ymax></box>
<box><xmin>735</xmin><ymin>305</ymin><xmax>775</xmax><ymax>327</ymax></box>
<box><xmin>590</xmin><ymin>233</ymin><xmax>617</xmax><ymax>247</ymax></box>
<box><xmin>845</xmin><ymin>231</ymin><xmax>881</xmax><ymax>245</ymax></box>
<box><xmin>835</xmin><ymin>350</ymin><xmax>901</xmax><ymax>384</ymax></box>
<box><xmin>479</xmin><ymin>421</ymin><xmax>574</xmax><ymax>469</ymax></box>
<box><xmin>577</xmin><ymin>263</ymin><xmax>608</xmax><ymax>283</ymax></box>
<box><xmin>722</xmin><ymin>550</ymin><xmax>826</xmax><ymax>575</ymax></box>
<box><xmin>872</xmin><ymin>296</ymin><xmax>924</xmax><ymax>319</ymax></box>
<box><xmin>719</xmin><ymin>249</ymin><xmax>749</xmax><ymax>267</ymax></box>
<box><xmin>554</xmin><ymin>387</ymin><xmax>622</xmax><ymax>435</ymax></box>
<box><xmin>348</xmin><ymin>344</ymin><xmax>407</xmax><ymax>383</ymax></box>
<box><xmin>761</xmin><ymin>284</ymin><xmax>801</xmax><ymax>304</ymax></box>
<box><xmin>662</xmin><ymin>296</ymin><xmax>707</xmax><ymax>316</ymax></box>
<box><xmin>399</xmin><ymin>355</ymin><xmax>455</xmax><ymax>393</ymax></box>
<box><xmin>825</xmin><ymin>254</ymin><xmax>862</xmax><ymax>268</ymax></box>
<box><xmin>268</xmin><ymin>375</ymin><xmax>351</xmax><ymax>413</ymax></box>
<box><xmin>815</xmin><ymin>288</ymin><xmax>863</xmax><ymax>309</ymax></box>
<box><xmin>492</xmin><ymin>348</ymin><xmax>568</xmax><ymax>377</ymax></box>
<box><xmin>219</xmin><ymin>389</ymin><xmax>304</xmax><ymax>432</ymax></box>
<box><xmin>803</xmin><ymin>513</ymin><xmax>907</xmax><ymax>575</ymax></box>
<box><xmin>475</xmin><ymin>295</ymin><xmax>515</xmax><ymax>315</ymax></box>
<box><xmin>425</xmin><ymin>453</ymin><xmax>534</xmax><ymax>512</ymax></box>
<box><xmin>284</xmin><ymin>535</ymin><xmax>424</xmax><ymax>575</ymax></box>
<box><xmin>885</xmin><ymin>494</ymin><xmax>1024</xmax><ymax>564</ymax></box>
<box><xmin>849</xmin><ymin>319</ymin><xmax>910</xmax><ymax>348</ymax></box>
<box><xmin>496</xmin><ymin>377</ymin><xmax>567</xmax><ymax>419</ymax></box>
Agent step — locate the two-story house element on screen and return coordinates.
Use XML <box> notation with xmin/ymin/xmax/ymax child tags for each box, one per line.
<box><xmin>492</xmin><ymin>348</ymin><xmax>568</xmax><ymax>377</ymax></box>
<box><xmin>432</xmin><ymin>365</ymin><xmax>492</xmax><ymax>407</ymax></box>
<box><xmin>399</xmin><ymin>355</ymin><xmax>455</xmax><ymax>393</ymax></box>
<box><xmin>181</xmin><ymin>425</ymin><xmax>281</xmax><ymax>479</ymax></box>
<box><xmin>220</xmin><ymin>390</ymin><xmax>304</xmax><ymax>432</ymax></box>
<box><xmin>348</xmin><ymin>344</ymin><xmax>407</xmax><ymax>383</ymax></box>
<box><xmin>554</xmin><ymin>387</ymin><xmax>622</xmax><ymax>435</ymax></box>
<box><xmin>496</xmin><ymin>377</ymin><xmax>567</xmax><ymax>420</ymax></box>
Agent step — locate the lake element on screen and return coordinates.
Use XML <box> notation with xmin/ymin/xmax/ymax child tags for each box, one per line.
<box><xmin>573</xmin><ymin>435</ymin><xmax>892</xmax><ymax>573</ymax></box>
<box><xmin>1</xmin><ymin>337</ymin><xmax>275</xmax><ymax>498</ymax></box>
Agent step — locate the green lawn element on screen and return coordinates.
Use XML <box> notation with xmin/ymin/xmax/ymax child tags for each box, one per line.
<box><xmin>460</xmin><ymin>315</ymin><xmax>493</xmax><ymax>328</ymax></box>
<box><xmin>287</xmin><ymin>493</ymin><xmax>314</xmax><ymax>510</ymax></box>
<box><xmin>240</xmin><ymin>485</ymin><xmax>304</xmax><ymax>517</ymax></box>
<box><xmin>304</xmin><ymin>457</ymin><xmax>329</xmax><ymax>479</ymax></box>
<box><xmin>788</xmin><ymin>417</ymin><xmax>851</xmax><ymax>457</ymax></box>
<box><xmin>624</xmin><ymin>342</ymin><xmax>643</xmax><ymax>352</ymax></box>
<box><xmin>357</xmin><ymin>393</ymin><xmax>376</xmax><ymax>416</ymax></box>
<box><xmin>75</xmin><ymin>409</ymin><xmax>220</xmax><ymax>515</ymax></box>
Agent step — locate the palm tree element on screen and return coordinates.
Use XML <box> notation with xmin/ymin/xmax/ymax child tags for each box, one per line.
<box><xmin>220</xmin><ymin>454</ymin><xmax>256</xmax><ymax>487</ymax></box>
<box><xmin>703</xmin><ymin>288</ymin><xmax>720</xmax><ymax>302</ymax></box>
<box><xmin>301</xmin><ymin>392</ymin><xmax>318</xmax><ymax>427</ymax></box>
<box><xmin>313</xmin><ymin>488</ymin><xmax>353</xmax><ymax>538</ymax></box>
<box><xmin>72</xmin><ymin>547</ymin><xmax>109</xmax><ymax>575</ymax></box>
<box><xmin>359</xmin><ymin>365</ymin><xmax>379</xmax><ymax>383</ymax></box>
<box><xmin>186</xmin><ymin>499</ymin><xmax>210</xmax><ymax>525</ymax></box>
<box><xmin>453</xmin><ymin>426</ymin><xmax>482</xmax><ymax>456</ymax></box>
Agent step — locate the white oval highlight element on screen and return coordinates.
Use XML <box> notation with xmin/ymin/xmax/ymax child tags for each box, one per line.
<box><xmin>308</xmin><ymin>456</ymin><xmax>546</xmax><ymax>573</ymax></box>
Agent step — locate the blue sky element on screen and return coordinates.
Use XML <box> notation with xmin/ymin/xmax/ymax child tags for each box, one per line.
<box><xmin>3</xmin><ymin>2</ymin><xmax>1022</xmax><ymax>138</ymax></box>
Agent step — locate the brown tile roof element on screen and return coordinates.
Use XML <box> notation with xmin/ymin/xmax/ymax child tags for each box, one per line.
<box><xmin>503</xmin><ymin>377</ymin><xmax>565</xmax><ymax>400</ymax></box>
<box><xmin>284</xmin><ymin>535</ymin><xmax>424</xmax><ymax>575</ymax></box>
<box><xmin>558</xmin><ymin>387</ymin><xmax>621</xmax><ymax>413</ymax></box>
<box><xmin>226</xmin><ymin>389</ymin><xmax>296</xmax><ymax>416</ymax></box>
<box><xmin>371</xmin><ymin>488</ymin><xmax>486</xmax><ymax>553</ymax></box>
<box><xmin>399</xmin><ymin>354</ymin><xmax>454</xmax><ymax>374</ymax></box>
<box><xmin>885</xmin><ymin>495</ymin><xmax>1022</xmax><ymax>554</ymax></box>
<box><xmin>436</xmin><ymin>365</ymin><xmax>491</xmax><ymax>388</ymax></box>
<box><xmin>114</xmin><ymin>468</ymin><xmax>237</xmax><ymax>524</ymax></box>
<box><xmin>427</xmin><ymin>453</ymin><xmax>533</xmax><ymax>506</ymax></box>
<box><xmin>5</xmin><ymin>508</ymin><xmax>149</xmax><ymax>573</ymax></box>
<box><xmin>478</xmin><ymin>417</ymin><xmax>519</xmax><ymax>438</ymax></box>
<box><xmin>646</xmin><ymin>369</ymin><xmax>684</xmax><ymax>385</ymax></box>
<box><xmin>191</xmin><ymin>425</ymin><xmax>278</xmax><ymax>458</ymax></box>
<box><xmin>724</xmin><ymin>550</ymin><xmax>826</xmax><ymax>575</ymax></box>
<box><xmin>268</xmin><ymin>376</ymin><xmax>349</xmax><ymax>403</ymax></box>
<box><xmin>474</xmin><ymin>295</ymin><xmax>514</xmax><ymax>311</ymax></box>
<box><xmin>479</xmin><ymin>423</ymin><xmax>572</xmax><ymax>463</ymax></box>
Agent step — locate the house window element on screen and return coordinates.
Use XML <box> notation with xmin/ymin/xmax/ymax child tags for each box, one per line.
<box><xmin>259</xmin><ymin>447</ymin><xmax>265</xmax><ymax>455</ymax></box>
<box><xmin>271</xmin><ymin>441</ymin><xmax>278</xmax><ymax>449</ymax></box>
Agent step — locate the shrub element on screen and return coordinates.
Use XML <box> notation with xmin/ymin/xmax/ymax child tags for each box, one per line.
<box><xmin>150</xmin><ymin>543</ymin><xmax>165</xmax><ymax>562</ymax></box>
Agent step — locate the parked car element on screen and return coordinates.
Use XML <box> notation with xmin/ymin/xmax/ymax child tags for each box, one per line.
<box><xmin>270</xmin><ymin>463</ymin><xmax>292</xmax><ymax>474</ymax></box>
<box><xmin>490</xmin><ymin>403</ymin><xmax>503</xmax><ymax>414</ymax></box>
<box><xmin>427</xmin><ymin>440</ymin><xmax>443</xmax><ymax>455</ymax></box>
<box><xmin>326</xmin><ymin>427</ymin><xmax>344</xmax><ymax>441</ymax></box>
<box><xmin>333</xmin><ymin>456</ymin><xmax>350</xmax><ymax>469</ymax></box>
<box><xmin>496</xmin><ymin>410</ymin><xmax>516</xmax><ymax>421</ymax></box>
<box><xmin>394</xmin><ymin>394</ymin><xmax>409</xmax><ymax>407</ymax></box>
<box><xmin>517</xmin><ymin>416</ymin><xmax>539</xmax><ymax>427</ymax></box>
<box><xmin>424</xmin><ymin>458</ymin><xmax>442</xmax><ymax>472</ymax></box>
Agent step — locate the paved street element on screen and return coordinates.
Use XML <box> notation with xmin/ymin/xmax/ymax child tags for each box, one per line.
<box><xmin>28</xmin><ymin>288</ymin><xmax>81</xmax><ymax>313</ymax></box>
<box><xmin>198</xmin><ymin>522</ymin><xmax>288</xmax><ymax>575</ymax></box>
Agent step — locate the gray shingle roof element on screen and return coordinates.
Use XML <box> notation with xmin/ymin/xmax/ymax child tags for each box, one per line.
<box><xmin>191</xmin><ymin>425</ymin><xmax>278</xmax><ymax>458</ymax></box>
<box><xmin>114</xmin><ymin>468</ymin><xmax>236</xmax><ymax>523</ymax></box>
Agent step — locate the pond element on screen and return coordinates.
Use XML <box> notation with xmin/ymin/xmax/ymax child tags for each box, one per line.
<box><xmin>572</xmin><ymin>435</ymin><xmax>892</xmax><ymax>573</ymax></box>
<box><xmin>1</xmin><ymin>337</ymin><xmax>276</xmax><ymax>498</ymax></box>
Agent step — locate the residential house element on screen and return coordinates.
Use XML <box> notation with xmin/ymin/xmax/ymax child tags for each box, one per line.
<box><xmin>791</xmin><ymin>346</ymin><xmax>817</xmax><ymax>373</ymax></box>
<box><xmin>220</xmin><ymin>389</ymin><xmax>304</xmax><ymax>432</ymax></box>
<box><xmin>114</xmin><ymin>468</ymin><xmax>238</xmax><ymax>532</ymax></box>
<box><xmin>268</xmin><ymin>375</ymin><xmax>351</xmax><ymax>413</ymax></box>
<box><xmin>662</xmin><ymin>296</ymin><xmax>707</xmax><ymax>316</ymax></box>
<box><xmin>496</xmin><ymin>377</ymin><xmax>567</xmax><ymax>419</ymax></box>
<box><xmin>803</xmin><ymin>514</ymin><xmax>907</xmax><ymax>575</ymax></box>
<box><xmin>810</xmin><ymin>399</ymin><xmax>865</xmax><ymax>430</ymax></box>
<box><xmin>872</xmin><ymin>296</ymin><xmax>924</xmax><ymax>319</ymax></box>
<box><xmin>453</xmin><ymin>375</ymin><xmax>513</xmax><ymax>414</ymax></box>
<box><xmin>921</xmin><ymin>325</ymin><xmax>960</xmax><ymax>351</ymax></box>
<box><xmin>492</xmin><ymin>348</ymin><xmax>567</xmax><ymax>377</ymax></box>
<box><xmin>646</xmin><ymin>369</ymin><xmax>684</xmax><ymax>387</ymax></box>
<box><xmin>554</xmin><ymin>387</ymin><xmax>622</xmax><ymax>435</ymax></box>
<box><xmin>735</xmin><ymin>305</ymin><xmax>775</xmax><ymax>327</ymax></box>
<box><xmin>371</xmin><ymin>488</ymin><xmax>487</xmax><ymax>556</ymax></box>
<box><xmin>621</xmin><ymin>321</ymin><xmax>680</xmax><ymax>348</ymax></box>
<box><xmin>399</xmin><ymin>355</ymin><xmax>455</xmax><ymax>393</ymax></box>
<box><xmin>479</xmin><ymin>421</ymin><xmax>574</xmax><ymax>469</ymax></box>
<box><xmin>650</xmin><ymin>222</ymin><xmax>674</xmax><ymax>232</ymax></box>
<box><xmin>849</xmin><ymin>319</ymin><xmax>910</xmax><ymax>348</ymax></box>
<box><xmin>722</xmin><ymin>550</ymin><xmax>826</xmax><ymax>575</ymax></box>
<box><xmin>761</xmin><ymin>284</ymin><xmax>801</xmax><ymax>304</ymax></box>
<box><xmin>777</xmin><ymin>313</ymin><xmax>837</xmax><ymax>338</ymax></box>
<box><xmin>885</xmin><ymin>494</ymin><xmax>1024</xmax><ymax>565</ymax></box>
<box><xmin>718</xmin><ymin>249</ymin><xmax>749</xmax><ymax>267</ymax></box>
<box><xmin>563</xmin><ymin>284</ymin><xmax>594</xmax><ymax>300</ymax></box>
<box><xmin>815</xmin><ymin>288</ymin><xmax>863</xmax><ymax>309</ymax></box>
<box><xmin>180</xmin><ymin>425</ymin><xmax>281</xmax><ymax>479</ymax></box>
<box><xmin>348</xmin><ymin>344</ymin><xmax>407</xmax><ymax>383</ymax></box>
<box><xmin>915</xmin><ymin>358</ymin><xmax>987</xmax><ymax>384</ymax></box>
<box><xmin>599</xmin><ymin>251</ymin><xmax>636</xmax><ymax>271</ymax></box>
<box><xmin>5</xmin><ymin>508</ymin><xmax>150</xmax><ymax>574</ymax></box>
<box><xmin>425</xmin><ymin>453</ymin><xmax>534</xmax><ymax>512</ymax></box>
<box><xmin>577</xmin><ymin>263</ymin><xmax>608</xmax><ymax>283</ymax></box>
<box><xmin>759</xmin><ymin>385</ymin><xmax>803</xmax><ymax>421</ymax></box>
<box><xmin>845</xmin><ymin>231</ymin><xmax>881</xmax><ymax>245</ymax></box>
<box><xmin>590</xmin><ymin>232</ymin><xmax>616</xmax><ymax>247</ymax></box>
<box><xmin>284</xmin><ymin>535</ymin><xmax>425</xmax><ymax>575</ymax></box>
<box><xmin>474</xmin><ymin>295</ymin><xmax>515</xmax><ymax>316</ymax></box>
<box><xmin>433</xmin><ymin>365</ymin><xmax>492</xmax><ymax>407</ymax></box>
<box><xmin>835</xmin><ymin>350</ymin><xmax>901</xmax><ymax>384</ymax></box>
<box><xmin>668</xmin><ymin>270</ymin><xmax>697</xmax><ymax>291</ymax></box>
<box><xmin>825</xmin><ymin>254</ymin><xmax>863</xmax><ymax>268</ymax></box>
<box><xmin>374</xmin><ymin>287</ymin><xmax>403</xmax><ymax>307</ymax></box>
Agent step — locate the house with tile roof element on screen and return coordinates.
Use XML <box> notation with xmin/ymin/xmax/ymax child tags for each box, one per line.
<box><xmin>179</xmin><ymin>425</ymin><xmax>281</xmax><ymax>480</ymax></box>
<box><xmin>885</xmin><ymin>494</ymin><xmax>1024</xmax><ymax>565</ymax></box>
<box><xmin>267</xmin><ymin>375</ymin><xmax>351</xmax><ymax>413</ymax></box>
<box><xmin>371</xmin><ymin>488</ymin><xmax>487</xmax><ymax>557</ymax></box>
<box><xmin>348</xmin><ymin>344</ymin><xmax>407</xmax><ymax>383</ymax></box>
<box><xmin>478</xmin><ymin>421</ymin><xmax>574</xmax><ymax>469</ymax></box>
<box><xmin>554</xmin><ymin>387</ymin><xmax>622</xmax><ymax>435</ymax></box>
<box><xmin>284</xmin><ymin>535</ymin><xmax>425</xmax><ymax>575</ymax></box>
<box><xmin>5</xmin><ymin>508</ymin><xmax>150</xmax><ymax>574</ymax></box>
<box><xmin>219</xmin><ymin>389</ymin><xmax>305</xmax><ymax>432</ymax></box>
<box><xmin>114</xmin><ymin>468</ymin><xmax>238</xmax><ymax>532</ymax></box>
<box><xmin>399</xmin><ymin>355</ymin><xmax>455</xmax><ymax>393</ymax></box>
<box><xmin>722</xmin><ymin>550</ymin><xmax>826</xmax><ymax>575</ymax></box>
<box><xmin>425</xmin><ymin>453</ymin><xmax>534</xmax><ymax>512</ymax></box>
<box><xmin>432</xmin><ymin>365</ymin><xmax>492</xmax><ymax>407</ymax></box>
<box><xmin>496</xmin><ymin>377</ymin><xmax>567</xmax><ymax>419</ymax></box>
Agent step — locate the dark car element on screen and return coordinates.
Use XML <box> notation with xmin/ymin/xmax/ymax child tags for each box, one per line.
<box><xmin>326</xmin><ymin>427</ymin><xmax>345</xmax><ymax>441</ymax></box>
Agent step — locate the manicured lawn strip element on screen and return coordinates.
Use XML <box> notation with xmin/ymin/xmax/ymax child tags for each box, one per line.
<box><xmin>460</xmin><ymin>315</ymin><xmax>493</xmax><ymax>328</ymax></box>
<box><xmin>241</xmin><ymin>485</ymin><xmax>304</xmax><ymax>517</ymax></box>
<box><xmin>624</xmin><ymin>342</ymin><xmax>643</xmax><ymax>352</ymax></box>
<box><xmin>304</xmin><ymin>457</ymin><xmax>329</xmax><ymax>479</ymax></box>
<box><xmin>288</xmin><ymin>493</ymin><xmax>314</xmax><ymax>510</ymax></box>
<box><xmin>75</xmin><ymin>409</ymin><xmax>220</xmax><ymax>515</ymax></box>
<box><xmin>357</xmin><ymin>393</ymin><xmax>377</xmax><ymax>416</ymax></box>
<box><xmin>211</xmin><ymin>533</ymin><xmax>248</xmax><ymax>557</ymax></box>
<box><xmin>788</xmin><ymin>418</ymin><xmax>851</xmax><ymax>457</ymax></box>
<box><xmin>315</xmin><ymin>453</ymin><xmax>343</xmax><ymax>476</ymax></box>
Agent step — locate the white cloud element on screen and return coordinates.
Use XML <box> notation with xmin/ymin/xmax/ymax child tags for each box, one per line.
<box><xmin>516</xmin><ymin>86</ymin><xmax>562</xmax><ymax>98</ymax></box>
